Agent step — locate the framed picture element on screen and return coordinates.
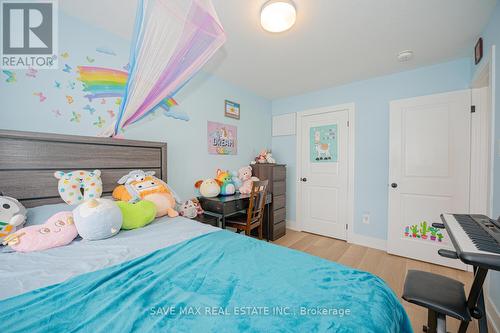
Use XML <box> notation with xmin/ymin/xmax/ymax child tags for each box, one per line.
<box><xmin>225</xmin><ymin>100</ymin><xmax>240</xmax><ymax>119</ymax></box>
<box><xmin>475</xmin><ymin>38</ymin><xmax>483</xmax><ymax>65</ymax></box>
<box><xmin>207</xmin><ymin>121</ymin><xmax>237</xmax><ymax>155</ymax></box>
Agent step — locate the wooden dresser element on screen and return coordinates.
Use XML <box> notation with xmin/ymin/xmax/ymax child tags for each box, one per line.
<box><xmin>251</xmin><ymin>163</ymin><xmax>286</xmax><ymax>240</ymax></box>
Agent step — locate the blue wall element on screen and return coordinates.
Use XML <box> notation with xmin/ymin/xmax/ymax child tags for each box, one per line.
<box><xmin>272</xmin><ymin>58</ymin><xmax>472</xmax><ymax>239</ymax></box>
<box><xmin>0</xmin><ymin>12</ymin><xmax>272</xmax><ymax>200</ymax></box>
<box><xmin>472</xmin><ymin>1</ymin><xmax>500</xmax><ymax>314</ymax></box>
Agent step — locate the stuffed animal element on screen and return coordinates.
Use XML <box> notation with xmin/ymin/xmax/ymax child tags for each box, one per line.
<box><xmin>191</xmin><ymin>198</ymin><xmax>204</xmax><ymax>215</ymax></box>
<box><xmin>251</xmin><ymin>149</ymin><xmax>276</xmax><ymax>164</ymax></box>
<box><xmin>215</xmin><ymin>169</ymin><xmax>236</xmax><ymax>196</ymax></box>
<box><xmin>177</xmin><ymin>200</ymin><xmax>198</xmax><ymax>219</ymax></box>
<box><xmin>116</xmin><ymin>200</ymin><xmax>157</xmax><ymax>230</ymax></box>
<box><xmin>230</xmin><ymin>170</ymin><xmax>242</xmax><ymax>190</ymax></box>
<box><xmin>112</xmin><ymin>170</ymin><xmax>179</xmax><ymax>218</ymax></box>
<box><xmin>73</xmin><ymin>198</ymin><xmax>122</xmax><ymax>240</ymax></box>
<box><xmin>0</xmin><ymin>196</ymin><xmax>27</xmax><ymax>242</ymax></box>
<box><xmin>237</xmin><ymin>166</ymin><xmax>260</xmax><ymax>194</ymax></box>
<box><xmin>194</xmin><ymin>178</ymin><xmax>220</xmax><ymax>198</ymax></box>
<box><xmin>3</xmin><ymin>211</ymin><xmax>77</xmax><ymax>252</ymax></box>
<box><xmin>54</xmin><ymin>170</ymin><xmax>103</xmax><ymax>205</ymax></box>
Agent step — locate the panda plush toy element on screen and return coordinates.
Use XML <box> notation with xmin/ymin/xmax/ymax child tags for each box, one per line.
<box><xmin>0</xmin><ymin>196</ymin><xmax>27</xmax><ymax>243</ymax></box>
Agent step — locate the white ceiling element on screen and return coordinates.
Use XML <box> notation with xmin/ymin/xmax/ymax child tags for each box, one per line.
<box><xmin>61</xmin><ymin>0</ymin><xmax>497</xmax><ymax>99</ymax></box>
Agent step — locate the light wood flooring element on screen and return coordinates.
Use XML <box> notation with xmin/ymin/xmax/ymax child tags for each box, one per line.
<box><xmin>273</xmin><ymin>229</ymin><xmax>486</xmax><ymax>333</ymax></box>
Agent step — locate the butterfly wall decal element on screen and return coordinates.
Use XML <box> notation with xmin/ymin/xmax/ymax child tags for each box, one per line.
<box><xmin>63</xmin><ymin>64</ymin><xmax>72</xmax><ymax>73</ymax></box>
<box><xmin>93</xmin><ymin>116</ymin><xmax>105</xmax><ymax>128</ymax></box>
<box><xmin>115</xmin><ymin>98</ymin><xmax>122</xmax><ymax>105</ymax></box>
<box><xmin>33</xmin><ymin>92</ymin><xmax>47</xmax><ymax>102</ymax></box>
<box><xmin>54</xmin><ymin>81</ymin><xmax>61</xmax><ymax>88</ymax></box>
<box><xmin>86</xmin><ymin>56</ymin><xmax>95</xmax><ymax>63</ymax></box>
<box><xmin>66</xmin><ymin>95</ymin><xmax>74</xmax><ymax>104</ymax></box>
<box><xmin>83</xmin><ymin>104</ymin><xmax>96</xmax><ymax>115</ymax></box>
<box><xmin>2</xmin><ymin>70</ymin><xmax>16</xmax><ymax>83</ymax></box>
<box><xmin>100</xmin><ymin>99</ymin><xmax>106</xmax><ymax>104</ymax></box>
<box><xmin>26</xmin><ymin>67</ymin><xmax>38</xmax><ymax>78</ymax></box>
<box><xmin>67</xmin><ymin>81</ymin><xmax>76</xmax><ymax>89</ymax></box>
<box><xmin>70</xmin><ymin>112</ymin><xmax>81</xmax><ymax>123</ymax></box>
<box><xmin>60</xmin><ymin>52</ymin><xmax>70</xmax><ymax>59</ymax></box>
<box><xmin>52</xmin><ymin>109</ymin><xmax>62</xmax><ymax>117</ymax></box>
<box><xmin>107</xmin><ymin>110</ymin><xmax>115</xmax><ymax>118</ymax></box>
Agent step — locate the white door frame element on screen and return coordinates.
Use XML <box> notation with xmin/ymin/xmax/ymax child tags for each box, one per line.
<box><xmin>295</xmin><ymin>103</ymin><xmax>356</xmax><ymax>242</ymax></box>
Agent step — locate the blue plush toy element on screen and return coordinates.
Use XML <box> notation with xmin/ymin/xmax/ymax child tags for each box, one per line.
<box><xmin>73</xmin><ymin>198</ymin><xmax>122</xmax><ymax>240</ymax></box>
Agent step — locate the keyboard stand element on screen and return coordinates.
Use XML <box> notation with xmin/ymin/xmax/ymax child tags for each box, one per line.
<box><xmin>459</xmin><ymin>265</ymin><xmax>489</xmax><ymax>333</ymax></box>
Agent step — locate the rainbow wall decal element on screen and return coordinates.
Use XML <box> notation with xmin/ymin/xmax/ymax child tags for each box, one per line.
<box><xmin>77</xmin><ymin>66</ymin><xmax>177</xmax><ymax>108</ymax></box>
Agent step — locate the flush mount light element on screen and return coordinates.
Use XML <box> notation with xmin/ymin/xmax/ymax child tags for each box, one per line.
<box><xmin>260</xmin><ymin>0</ymin><xmax>296</xmax><ymax>33</ymax></box>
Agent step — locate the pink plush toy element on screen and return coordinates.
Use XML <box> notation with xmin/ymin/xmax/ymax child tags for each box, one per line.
<box><xmin>3</xmin><ymin>212</ymin><xmax>78</xmax><ymax>252</ymax></box>
<box><xmin>238</xmin><ymin>166</ymin><xmax>259</xmax><ymax>194</ymax></box>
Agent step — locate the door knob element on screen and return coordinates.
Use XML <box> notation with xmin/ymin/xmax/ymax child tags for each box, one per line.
<box><xmin>391</xmin><ymin>183</ymin><xmax>398</xmax><ymax>188</ymax></box>
<box><xmin>301</xmin><ymin>177</ymin><xmax>307</xmax><ymax>182</ymax></box>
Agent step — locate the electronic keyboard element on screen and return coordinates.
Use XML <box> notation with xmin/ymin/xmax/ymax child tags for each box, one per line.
<box><xmin>440</xmin><ymin>213</ymin><xmax>500</xmax><ymax>270</ymax></box>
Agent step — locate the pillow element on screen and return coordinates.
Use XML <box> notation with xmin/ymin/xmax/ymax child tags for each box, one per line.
<box><xmin>4</xmin><ymin>211</ymin><xmax>78</xmax><ymax>252</ymax></box>
<box><xmin>0</xmin><ymin>196</ymin><xmax>27</xmax><ymax>243</ymax></box>
<box><xmin>26</xmin><ymin>202</ymin><xmax>75</xmax><ymax>226</ymax></box>
<box><xmin>73</xmin><ymin>198</ymin><xmax>122</xmax><ymax>240</ymax></box>
<box><xmin>116</xmin><ymin>200</ymin><xmax>156</xmax><ymax>230</ymax></box>
<box><xmin>54</xmin><ymin>170</ymin><xmax>103</xmax><ymax>205</ymax></box>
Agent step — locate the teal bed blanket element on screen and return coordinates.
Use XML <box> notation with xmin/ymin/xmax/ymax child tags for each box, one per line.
<box><xmin>0</xmin><ymin>231</ymin><xmax>412</xmax><ymax>333</ymax></box>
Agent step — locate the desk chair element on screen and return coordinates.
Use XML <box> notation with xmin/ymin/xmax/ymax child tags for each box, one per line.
<box><xmin>225</xmin><ymin>180</ymin><xmax>268</xmax><ymax>239</ymax></box>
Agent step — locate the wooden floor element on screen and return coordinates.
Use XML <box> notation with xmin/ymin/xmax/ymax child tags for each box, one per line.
<box><xmin>273</xmin><ymin>229</ymin><xmax>482</xmax><ymax>333</ymax></box>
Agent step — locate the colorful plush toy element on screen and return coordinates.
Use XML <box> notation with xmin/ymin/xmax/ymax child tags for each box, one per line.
<box><xmin>215</xmin><ymin>169</ymin><xmax>236</xmax><ymax>196</ymax></box>
<box><xmin>73</xmin><ymin>198</ymin><xmax>123</xmax><ymax>240</ymax></box>
<box><xmin>3</xmin><ymin>211</ymin><xmax>78</xmax><ymax>252</ymax></box>
<box><xmin>112</xmin><ymin>170</ymin><xmax>179</xmax><ymax>218</ymax></box>
<box><xmin>177</xmin><ymin>200</ymin><xmax>198</xmax><ymax>219</ymax></box>
<box><xmin>237</xmin><ymin>166</ymin><xmax>260</xmax><ymax>194</ymax></box>
<box><xmin>0</xmin><ymin>196</ymin><xmax>27</xmax><ymax>243</ymax></box>
<box><xmin>54</xmin><ymin>170</ymin><xmax>103</xmax><ymax>205</ymax></box>
<box><xmin>116</xmin><ymin>200</ymin><xmax>157</xmax><ymax>230</ymax></box>
<box><xmin>194</xmin><ymin>178</ymin><xmax>220</xmax><ymax>198</ymax></box>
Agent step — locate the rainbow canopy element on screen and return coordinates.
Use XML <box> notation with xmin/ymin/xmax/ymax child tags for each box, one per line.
<box><xmin>112</xmin><ymin>0</ymin><xmax>225</xmax><ymax>135</ymax></box>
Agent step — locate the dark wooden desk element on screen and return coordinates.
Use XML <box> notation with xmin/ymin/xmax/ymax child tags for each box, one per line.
<box><xmin>197</xmin><ymin>193</ymin><xmax>272</xmax><ymax>240</ymax></box>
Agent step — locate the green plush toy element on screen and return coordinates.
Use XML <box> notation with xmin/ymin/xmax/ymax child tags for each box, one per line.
<box><xmin>116</xmin><ymin>200</ymin><xmax>157</xmax><ymax>230</ymax></box>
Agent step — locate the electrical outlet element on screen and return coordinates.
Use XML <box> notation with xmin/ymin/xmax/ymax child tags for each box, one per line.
<box><xmin>362</xmin><ymin>214</ymin><xmax>370</xmax><ymax>225</ymax></box>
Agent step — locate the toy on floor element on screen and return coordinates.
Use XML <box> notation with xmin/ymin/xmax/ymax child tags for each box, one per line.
<box><xmin>177</xmin><ymin>200</ymin><xmax>198</xmax><ymax>219</ymax></box>
<box><xmin>251</xmin><ymin>149</ymin><xmax>276</xmax><ymax>164</ymax></box>
<box><xmin>116</xmin><ymin>200</ymin><xmax>157</xmax><ymax>230</ymax></box>
<box><xmin>54</xmin><ymin>170</ymin><xmax>103</xmax><ymax>205</ymax></box>
<box><xmin>194</xmin><ymin>178</ymin><xmax>220</xmax><ymax>198</ymax></box>
<box><xmin>73</xmin><ymin>198</ymin><xmax>123</xmax><ymax>240</ymax></box>
<box><xmin>237</xmin><ymin>166</ymin><xmax>260</xmax><ymax>194</ymax></box>
<box><xmin>3</xmin><ymin>211</ymin><xmax>77</xmax><ymax>252</ymax></box>
<box><xmin>0</xmin><ymin>196</ymin><xmax>27</xmax><ymax>243</ymax></box>
<box><xmin>113</xmin><ymin>170</ymin><xmax>179</xmax><ymax>218</ymax></box>
<box><xmin>215</xmin><ymin>169</ymin><xmax>236</xmax><ymax>196</ymax></box>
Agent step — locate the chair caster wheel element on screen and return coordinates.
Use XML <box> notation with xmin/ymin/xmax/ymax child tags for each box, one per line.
<box><xmin>422</xmin><ymin>325</ymin><xmax>428</xmax><ymax>332</ymax></box>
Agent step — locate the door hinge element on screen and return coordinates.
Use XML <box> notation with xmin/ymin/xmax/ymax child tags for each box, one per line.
<box><xmin>471</xmin><ymin>105</ymin><xmax>476</xmax><ymax>113</ymax></box>
<box><xmin>346</xmin><ymin>224</ymin><xmax>349</xmax><ymax>230</ymax></box>
<box><xmin>347</xmin><ymin>121</ymin><xmax>349</xmax><ymax>127</ymax></box>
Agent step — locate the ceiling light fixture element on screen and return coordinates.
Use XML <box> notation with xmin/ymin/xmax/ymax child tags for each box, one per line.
<box><xmin>260</xmin><ymin>0</ymin><xmax>296</xmax><ymax>33</ymax></box>
<box><xmin>398</xmin><ymin>50</ymin><xmax>414</xmax><ymax>62</ymax></box>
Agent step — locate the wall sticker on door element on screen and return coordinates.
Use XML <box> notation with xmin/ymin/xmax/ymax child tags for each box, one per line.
<box><xmin>310</xmin><ymin>124</ymin><xmax>338</xmax><ymax>162</ymax></box>
<box><xmin>403</xmin><ymin>221</ymin><xmax>445</xmax><ymax>243</ymax></box>
<box><xmin>207</xmin><ymin>121</ymin><xmax>237</xmax><ymax>155</ymax></box>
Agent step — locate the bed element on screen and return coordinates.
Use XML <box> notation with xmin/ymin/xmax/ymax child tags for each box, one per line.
<box><xmin>0</xmin><ymin>130</ymin><xmax>412</xmax><ymax>333</ymax></box>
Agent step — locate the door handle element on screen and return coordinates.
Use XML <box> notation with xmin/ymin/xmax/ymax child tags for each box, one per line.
<box><xmin>301</xmin><ymin>178</ymin><xmax>307</xmax><ymax>182</ymax></box>
<box><xmin>391</xmin><ymin>183</ymin><xmax>398</xmax><ymax>188</ymax></box>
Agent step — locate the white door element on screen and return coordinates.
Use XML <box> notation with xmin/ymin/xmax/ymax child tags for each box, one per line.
<box><xmin>387</xmin><ymin>90</ymin><xmax>470</xmax><ymax>269</ymax></box>
<box><xmin>299</xmin><ymin>109</ymin><xmax>349</xmax><ymax>239</ymax></box>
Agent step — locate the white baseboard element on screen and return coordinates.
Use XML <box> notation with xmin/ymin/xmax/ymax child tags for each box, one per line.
<box><xmin>285</xmin><ymin>220</ymin><xmax>301</xmax><ymax>231</ymax></box>
<box><xmin>348</xmin><ymin>233</ymin><xmax>387</xmax><ymax>251</ymax></box>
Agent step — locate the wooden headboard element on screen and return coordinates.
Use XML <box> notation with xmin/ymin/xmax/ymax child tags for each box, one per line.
<box><xmin>0</xmin><ymin>130</ymin><xmax>167</xmax><ymax>207</ymax></box>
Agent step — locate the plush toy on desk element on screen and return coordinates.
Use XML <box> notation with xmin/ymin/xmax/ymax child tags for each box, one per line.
<box><xmin>112</xmin><ymin>170</ymin><xmax>179</xmax><ymax>218</ymax></box>
<box><xmin>0</xmin><ymin>196</ymin><xmax>27</xmax><ymax>243</ymax></box>
<box><xmin>194</xmin><ymin>178</ymin><xmax>220</xmax><ymax>198</ymax></box>
<box><xmin>73</xmin><ymin>198</ymin><xmax>122</xmax><ymax>240</ymax></box>
<box><xmin>237</xmin><ymin>166</ymin><xmax>260</xmax><ymax>194</ymax></box>
<box><xmin>3</xmin><ymin>211</ymin><xmax>77</xmax><ymax>252</ymax></box>
<box><xmin>215</xmin><ymin>169</ymin><xmax>236</xmax><ymax>196</ymax></box>
<box><xmin>54</xmin><ymin>170</ymin><xmax>103</xmax><ymax>205</ymax></box>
